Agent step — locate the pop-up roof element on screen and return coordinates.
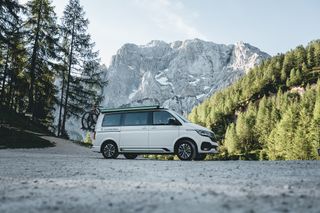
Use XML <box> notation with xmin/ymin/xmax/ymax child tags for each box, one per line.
<box><xmin>100</xmin><ymin>105</ymin><xmax>163</xmax><ymax>113</ymax></box>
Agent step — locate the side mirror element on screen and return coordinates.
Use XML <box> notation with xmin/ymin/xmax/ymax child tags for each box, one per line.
<box><xmin>168</xmin><ymin>118</ymin><xmax>181</xmax><ymax>125</ymax></box>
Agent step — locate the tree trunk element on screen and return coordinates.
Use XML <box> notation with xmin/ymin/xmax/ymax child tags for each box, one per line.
<box><xmin>57</xmin><ymin>67</ymin><xmax>66</xmax><ymax>136</ymax></box>
<box><xmin>28</xmin><ymin>0</ymin><xmax>42</xmax><ymax>119</ymax></box>
<box><xmin>61</xmin><ymin>18</ymin><xmax>76</xmax><ymax>136</ymax></box>
<box><xmin>0</xmin><ymin>43</ymin><xmax>10</xmax><ymax>104</ymax></box>
<box><xmin>7</xmin><ymin>56</ymin><xmax>14</xmax><ymax>108</ymax></box>
<box><xmin>8</xmin><ymin>81</ymin><xmax>14</xmax><ymax>109</ymax></box>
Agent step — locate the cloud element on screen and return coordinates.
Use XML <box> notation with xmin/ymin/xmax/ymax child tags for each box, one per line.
<box><xmin>134</xmin><ymin>0</ymin><xmax>206</xmax><ymax>39</ymax></box>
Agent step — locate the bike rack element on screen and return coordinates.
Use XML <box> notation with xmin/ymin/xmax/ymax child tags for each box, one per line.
<box><xmin>81</xmin><ymin>108</ymin><xmax>100</xmax><ymax>132</ymax></box>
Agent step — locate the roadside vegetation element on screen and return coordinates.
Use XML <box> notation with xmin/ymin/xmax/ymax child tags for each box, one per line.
<box><xmin>143</xmin><ymin>155</ymin><xmax>176</xmax><ymax>160</ymax></box>
<box><xmin>189</xmin><ymin>41</ymin><xmax>320</xmax><ymax>160</ymax></box>
<box><xmin>71</xmin><ymin>132</ymin><xmax>93</xmax><ymax>148</ymax></box>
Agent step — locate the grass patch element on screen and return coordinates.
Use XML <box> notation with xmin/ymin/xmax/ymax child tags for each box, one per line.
<box><xmin>0</xmin><ymin>127</ymin><xmax>54</xmax><ymax>149</ymax></box>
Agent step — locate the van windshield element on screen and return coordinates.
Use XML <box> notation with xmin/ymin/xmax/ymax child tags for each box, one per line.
<box><xmin>172</xmin><ymin>111</ymin><xmax>190</xmax><ymax>123</ymax></box>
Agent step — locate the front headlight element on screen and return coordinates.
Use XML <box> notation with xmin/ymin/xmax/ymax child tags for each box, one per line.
<box><xmin>195</xmin><ymin>129</ymin><xmax>214</xmax><ymax>138</ymax></box>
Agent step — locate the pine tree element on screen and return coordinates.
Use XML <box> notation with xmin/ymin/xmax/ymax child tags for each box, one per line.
<box><xmin>5</xmin><ymin>26</ymin><xmax>28</xmax><ymax>110</ymax></box>
<box><xmin>313</xmin><ymin>41</ymin><xmax>320</xmax><ymax>67</ymax></box>
<box><xmin>59</xmin><ymin>0</ymin><xmax>105</xmax><ymax>137</ymax></box>
<box><xmin>56</xmin><ymin>37</ymin><xmax>69</xmax><ymax>136</ymax></box>
<box><xmin>310</xmin><ymin>80</ymin><xmax>320</xmax><ymax>159</ymax></box>
<box><xmin>290</xmin><ymin>108</ymin><xmax>313</xmax><ymax>160</ymax></box>
<box><xmin>294</xmin><ymin>45</ymin><xmax>307</xmax><ymax>68</ymax></box>
<box><xmin>224</xmin><ymin>123</ymin><xmax>239</xmax><ymax>154</ymax></box>
<box><xmin>0</xmin><ymin>0</ymin><xmax>21</xmax><ymax>42</ymax></box>
<box><xmin>267</xmin><ymin>105</ymin><xmax>299</xmax><ymax>160</ymax></box>
<box><xmin>188</xmin><ymin>107</ymin><xmax>199</xmax><ymax>123</ymax></box>
<box><xmin>235</xmin><ymin>104</ymin><xmax>257</xmax><ymax>154</ymax></box>
<box><xmin>281</xmin><ymin>51</ymin><xmax>295</xmax><ymax>82</ymax></box>
<box><xmin>286</xmin><ymin>68</ymin><xmax>302</xmax><ymax>87</ymax></box>
<box><xmin>280</xmin><ymin>68</ymin><xmax>287</xmax><ymax>84</ymax></box>
<box><xmin>307</xmin><ymin>43</ymin><xmax>315</xmax><ymax>68</ymax></box>
<box><xmin>0</xmin><ymin>0</ymin><xmax>22</xmax><ymax>105</ymax></box>
<box><xmin>255</xmin><ymin>96</ymin><xmax>272</xmax><ymax>149</ymax></box>
<box><xmin>24</xmin><ymin>0</ymin><xmax>60</xmax><ymax>125</ymax></box>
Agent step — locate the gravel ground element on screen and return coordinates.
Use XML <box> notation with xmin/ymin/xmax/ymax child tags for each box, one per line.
<box><xmin>0</xmin><ymin>135</ymin><xmax>320</xmax><ymax>213</ymax></box>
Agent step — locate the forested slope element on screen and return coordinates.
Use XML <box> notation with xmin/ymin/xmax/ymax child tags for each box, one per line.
<box><xmin>0</xmin><ymin>0</ymin><xmax>105</xmax><ymax>138</ymax></box>
<box><xmin>188</xmin><ymin>40</ymin><xmax>320</xmax><ymax>160</ymax></box>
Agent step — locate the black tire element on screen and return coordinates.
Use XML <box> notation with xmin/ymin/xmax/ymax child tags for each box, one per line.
<box><xmin>88</xmin><ymin>113</ymin><xmax>99</xmax><ymax>131</ymax></box>
<box><xmin>176</xmin><ymin>141</ymin><xmax>197</xmax><ymax>161</ymax></box>
<box><xmin>124</xmin><ymin>153</ymin><xmax>138</xmax><ymax>159</ymax></box>
<box><xmin>194</xmin><ymin>153</ymin><xmax>207</xmax><ymax>161</ymax></box>
<box><xmin>81</xmin><ymin>111</ymin><xmax>91</xmax><ymax>130</ymax></box>
<box><xmin>101</xmin><ymin>142</ymin><xmax>119</xmax><ymax>159</ymax></box>
<box><xmin>81</xmin><ymin>110</ymin><xmax>99</xmax><ymax>131</ymax></box>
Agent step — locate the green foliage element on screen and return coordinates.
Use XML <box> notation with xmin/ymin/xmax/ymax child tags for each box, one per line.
<box><xmin>286</xmin><ymin>68</ymin><xmax>302</xmax><ymax>87</ymax></box>
<box><xmin>0</xmin><ymin>0</ymin><xmax>27</xmax><ymax>112</ymax></box>
<box><xmin>235</xmin><ymin>104</ymin><xmax>258</xmax><ymax>154</ymax></box>
<box><xmin>224</xmin><ymin>123</ymin><xmax>238</xmax><ymax>154</ymax></box>
<box><xmin>267</xmin><ymin>105</ymin><xmax>299</xmax><ymax>160</ymax></box>
<box><xmin>24</xmin><ymin>0</ymin><xmax>60</xmax><ymax>126</ymax></box>
<box><xmin>1</xmin><ymin>0</ymin><xmax>105</xmax><ymax>137</ymax></box>
<box><xmin>84</xmin><ymin>132</ymin><xmax>92</xmax><ymax>144</ymax></box>
<box><xmin>310</xmin><ymin>82</ymin><xmax>320</xmax><ymax>160</ymax></box>
<box><xmin>58</xmin><ymin>0</ymin><xmax>106</xmax><ymax>137</ymax></box>
<box><xmin>189</xmin><ymin>41</ymin><xmax>320</xmax><ymax>160</ymax></box>
<box><xmin>144</xmin><ymin>155</ymin><xmax>175</xmax><ymax>160</ymax></box>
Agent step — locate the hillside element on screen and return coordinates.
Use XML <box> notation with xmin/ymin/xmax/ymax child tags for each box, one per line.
<box><xmin>0</xmin><ymin>107</ymin><xmax>54</xmax><ymax>148</ymax></box>
<box><xmin>188</xmin><ymin>40</ymin><xmax>320</xmax><ymax>160</ymax></box>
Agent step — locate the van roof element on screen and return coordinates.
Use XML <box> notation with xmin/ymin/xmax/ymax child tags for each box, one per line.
<box><xmin>100</xmin><ymin>105</ymin><xmax>165</xmax><ymax>113</ymax></box>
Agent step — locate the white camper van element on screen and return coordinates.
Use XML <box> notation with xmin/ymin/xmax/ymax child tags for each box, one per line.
<box><xmin>92</xmin><ymin>106</ymin><xmax>218</xmax><ymax>161</ymax></box>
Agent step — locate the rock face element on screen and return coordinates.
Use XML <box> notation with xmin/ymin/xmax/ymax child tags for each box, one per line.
<box><xmin>103</xmin><ymin>39</ymin><xmax>270</xmax><ymax>115</ymax></box>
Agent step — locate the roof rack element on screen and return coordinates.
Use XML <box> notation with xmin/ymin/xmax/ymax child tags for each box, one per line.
<box><xmin>100</xmin><ymin>105</ymin><xmax>162</xmax><ymax>113</ymax></box>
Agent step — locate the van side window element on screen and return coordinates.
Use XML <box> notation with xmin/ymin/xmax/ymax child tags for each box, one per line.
<box><xmin>102</xmin><ymin>113</ymin><xmax>121</xmax><ymax>127</ymax></box>
<box><xmin>153</xmin><ymin>111</ymin><xmax>175</xmax><ymax>125</ymax></box>
<box><xmin>123</xmin><ymin>112</ymin><xmax>149</xmax><ymax>126</ymax></box>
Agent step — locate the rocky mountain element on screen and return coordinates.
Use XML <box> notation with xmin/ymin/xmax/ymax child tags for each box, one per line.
<box><xmin>102</xmin><ymin>39</ymin><xmax>270</xmax><ymax>114</ymax></box>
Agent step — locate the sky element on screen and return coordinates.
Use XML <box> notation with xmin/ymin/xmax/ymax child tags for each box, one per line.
<box><xmin>20</xmin><ymin>0</ymin><xmax>320</xmax><ymax>66</ymax></box>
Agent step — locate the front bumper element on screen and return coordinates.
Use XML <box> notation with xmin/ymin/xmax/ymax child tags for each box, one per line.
<box><xmin>199</xmin><ymin>141</ymin><xmax>219</xmax><ymax>154</ymax></box>
<box><xmin>91</xmin><ymin>145</ymin><xmax>100</xmax><ymax>153</ymax></box>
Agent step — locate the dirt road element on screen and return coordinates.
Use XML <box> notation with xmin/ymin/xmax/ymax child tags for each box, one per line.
<box><xmin>0</xmin><ymin>135</ymin><xmax>319</xmax><ymax>213</ymax></box>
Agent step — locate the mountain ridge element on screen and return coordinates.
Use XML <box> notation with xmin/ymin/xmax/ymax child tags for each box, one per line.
<box><xmin>103</xmin><ymin>38</ymin><xmax>270</xmax><ymax>114</ymax></box>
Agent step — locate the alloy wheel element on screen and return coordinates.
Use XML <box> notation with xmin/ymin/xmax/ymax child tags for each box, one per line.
<box><xmin>103</xmin><ymin>143</ymin><xmax>116</xmax><ymax>158</ymax></box>
<box><xmin>178</xmin><ymin>143</ymin><xmax>192</xmax><ymax>160</ymax></box>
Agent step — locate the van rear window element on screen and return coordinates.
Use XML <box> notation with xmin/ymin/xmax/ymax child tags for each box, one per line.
<box><xmin>102</xmin><ymin>114</ymin><xmax>121</xmax><ymax>127</ymax></box>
